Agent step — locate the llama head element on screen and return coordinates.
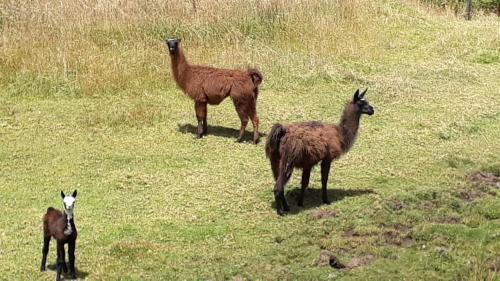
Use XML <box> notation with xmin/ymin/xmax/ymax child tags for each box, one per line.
<box><xmin>60</xmin><ymin>190</ymin><xmax>77</xmax><ymax>214</ymax></box>
<box><xmin>166</xmin><ymin>38</ymin><xmax>181</xmax><ymax>55</ymax></box>
<box><xmin>353</xmin><ymin>88</ymin><xmax>374</xmax><ymax>116</ymax></box>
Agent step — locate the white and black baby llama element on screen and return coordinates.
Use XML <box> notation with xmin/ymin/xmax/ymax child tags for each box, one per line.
<box><xmin>41</xmin><ymin>190</ymin><xmax>78</xmax><ymax>280</ymax></box>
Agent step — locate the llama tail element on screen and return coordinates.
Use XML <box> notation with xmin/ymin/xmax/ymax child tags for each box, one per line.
<box><xmin>265</xmin><ymin>123</ymin><xmax>286</xmax><ymax>159</ymax></box>
<box><xmin>248</xmin><ymin>68</ymin><xmax>263</xmax><ymax>87</ymax></box>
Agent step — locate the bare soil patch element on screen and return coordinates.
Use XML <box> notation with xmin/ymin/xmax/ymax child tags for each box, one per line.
<box><xmin>315</xmin><ymin>250</ymin><xmax>346</xmax><ymax>269</ymax></box>
<box><xmin>346</xmin><ymin>255</ymin><xmax>375</xmax><ymax>269</ymax></box>
<box><xmin>311</xmin><ymin>209</ymin><xmax>337</xmax><ymax>220</ymax></box>
<box><xmin>467</xmin><ymin>171</ymin><xmax>500</xmax><ymax>188</ymax></box>
<box><xmin>489</xmin><ymin>256</ymin><xmax>500</xmax><ymax>272</ymax></box>
<box><xmin>382</xmin><ymin>230</ymin><xmax>414</xmax><ymax>247</ymax></box>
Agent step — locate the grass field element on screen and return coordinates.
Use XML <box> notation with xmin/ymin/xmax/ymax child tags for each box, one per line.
<box><xmin>1</xmin><ymin>0</ymin><xmax>500</xmax><ymax>280</ymax></box>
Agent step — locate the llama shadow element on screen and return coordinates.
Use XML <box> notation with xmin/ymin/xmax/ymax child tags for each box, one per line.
<box><xmin>177</xmin><ymin>123</ymin><xmax>266</xmax><ymax>143</ymax></box>
<box><xmin>271</xmin><ymin>187</ymin><xmax>376</xmax><ymax>215</ymax></box>
<box><xmin>46</xmin><ymin>264</ymin><xmax>90</xmax><ymax>279</ymax></box>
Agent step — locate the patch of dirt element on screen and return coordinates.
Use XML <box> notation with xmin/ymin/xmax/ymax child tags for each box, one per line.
<box><xmin>311</xmin><ymin>209</ymin><xmax>337</xmax><ymax>220</ymax></box>
<box><xmin>342</xmin><ymin>227</ymin><xmax>379</xmax><ymax>239</ymax></box>
<box><xmin>315</xmin><ymin>250</ymin><xmax>346</xmax><ymax>269</ymax></box>
<box><xmin>467</xmin><ymin>171</ymin><xmax>500</xmax><ymax>188</ymax></box>
<box><xmin>434</xmin><ymin>216</ymin><xmax>462</xmax><ymax>224</ymax></box>
<box><xmin>456</xmin><ymin>189</ymin><xmax>486</xmax><ymax>202</ymax></box>
<box><xmin>422</xmin><ymin>201</ymin><xmax>438</xmax><ymax>210</ymax></box>
<box><xmin>346</xmin><ymin>255</ymin><xmax>375</xmax><ymax>269</ymax></box>
<box><xmin>387</xmin><ymin>199</ymin><xmax>406</xmax><ymax>211</ymax></box>
<box><xmin>393</xmin><ymin>223</ymin><xmax>412</xmax><ymax>232</ymax></box>
<box><xmin>401</xmin><ymin>236</ymin><xmax>415</xmax><ymax>248</ymax></box>
<box><xmin>489</xmin><ymin>256</ymin><xmax>500</xmax><ymax>272</ymax></box>
<box><xmin>342</xmin><ymin>228</ymin><xmax>361</xmax><ymax>238</ymax></box>
<box><xmin>383</xmin><ymin>230</ymin><xmax>414</xmax><ymax>248</ymax></box>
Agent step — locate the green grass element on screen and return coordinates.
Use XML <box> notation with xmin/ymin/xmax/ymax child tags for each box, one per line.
<box><xmin>0</xmin><ymin>0</ymin><xmax>499</xmax><ymax>280</ymax></box>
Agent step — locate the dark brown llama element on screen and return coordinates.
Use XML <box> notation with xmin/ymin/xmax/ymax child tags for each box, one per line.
<box><xmin>166</xmin><ymin>38</ymin><xmax>263</xmax><ymax>143</ymax></box>
<box><xmin>41</xmin><ymin>190</ymin><xmax>78</xmax><ymax>280</ymax></box>
<box><xmin>265</xmin><ymin>89</ymin><xmax>374</xmax><ymax>215</ymax></box>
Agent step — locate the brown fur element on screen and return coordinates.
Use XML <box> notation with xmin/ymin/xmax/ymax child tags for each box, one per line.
<box><xmin>43</xmin><ymin>208</ymin><xmax>68</xmax><ymax>241</ymax></box>
<box><xmin>265</xmin><ymin>91</ymin><xmax>373</xmax><ymax>215</ymax></box>
<box><xmin>169</xmin><ymin>44</ymin><xmax>263</xmax><ymax>143</ymax></box>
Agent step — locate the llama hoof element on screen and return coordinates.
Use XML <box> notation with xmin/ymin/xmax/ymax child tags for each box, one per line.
<box><xmin>236</xmin><ymin>138</ymin><xmax>243</xmax><ymax>143</ymax></box>
<box><xmin>323</xmin><ymin>200</ymin><xmax>331</xmax><ymax>205</ymax></box>
<box><xmin>40</xmin><ymin>266</ymin><xmax>46</xmax><ymax>272</ymax></box>
<box><xmin>71</xmin><ymin>273</ymin><xmax>77</xmax><ymax>279</ymax></box>
<box><xmin>253</xmin><ymin>137</ymin><xmax>260</xmax><ymax>144</ymax></box>
<box><xmin>277</xmin><ymin>210</ymin><xmax>286</xmax><ymax>216</ymax></box>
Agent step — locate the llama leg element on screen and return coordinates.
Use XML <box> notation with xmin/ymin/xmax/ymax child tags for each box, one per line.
<box><xmin>298</xmin><ymin>167</ymin><xmax>311</xmax><ymax>207</ymax></box>
<box><xmin>234</xmin><ymin>104</ymin><xmax>249</xmax><ymax>142</ymax></box>
<box><xmin>61</xmin><ymin>244</ymin><xmax>68</xmax><ymax>273</ymax></box>
<box><xmin>202</xmin><ymin>103</ymin><xmax>208</xmax><ymax>135</ymax></box>
<box><xmin>203</xmin><ymin>116</ymin><xmax>208</xmax><ymax>135</ymax></box>
<box><xmin>56</xmin><ymin>242</ymin><xmax>64</xmax><ymax>281</ymax></box>
<box><xmin>194</xmin><ymin>102</ymin><xmax>207</xmax><ymax>138</ymax></box>
<box><xmin>320</xmin><ymin>160</ymin><xmax>332</xmax><ymax>204</ymax></box>
<box><xmin>68</xmin><ymin>240</ymin><xmax>77</xmax><ymax>279</ymax></box>
<box><xmin>40</xmin><ymin>235</ymin><xmax>50</xmax><ymax>271</ymax></box>
<box><xmin>273</xmin><ymin>160</ymin><xmax>293</xmax><ymax>215</ymax></box>
<box><xmin>270</xmin><ymin>155</ymin><xmax>280</xmax><ymax>181</ymax></box>
<box><xmin>248</xmin><ymin>101</ymin><xmax>260</xmax><ymax>144</ymax></box>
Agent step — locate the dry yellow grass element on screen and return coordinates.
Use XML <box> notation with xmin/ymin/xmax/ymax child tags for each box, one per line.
<box><xmin>1</xmin><ymin>0</ymin><xmax>387</xmax><ymax>96</ymax></box>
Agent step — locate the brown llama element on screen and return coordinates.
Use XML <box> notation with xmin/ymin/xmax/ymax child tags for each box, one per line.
<box><xmin>166</xmin><ymin>38</ymin><xmax>263</xmax><ymax>143</ymax></box>
<box><xmin>41</xmin><ymin>190</ymin><xmax>78</xmax><ymax>280</ymax></box>
<box><xmin>265</xmin><ymin>89</ymin><xmax>374</xmax><ymax>216</ymax></box>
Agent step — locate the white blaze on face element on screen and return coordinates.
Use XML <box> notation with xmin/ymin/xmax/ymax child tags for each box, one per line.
<box><xmin>63</xmin><ymin>196</ymin><xmax>76</xmax><ymax>211</ymax></box>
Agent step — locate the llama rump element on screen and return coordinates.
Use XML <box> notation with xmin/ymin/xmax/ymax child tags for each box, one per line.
<box><xmin>166</xmin><ymin>38</ymin><xmax>263</xmax><ymax>143</ymax></box>
<box><xmin>265</xmin><ymin>89</ymin><xmax>374</xmax><ymax>216</ymax></box>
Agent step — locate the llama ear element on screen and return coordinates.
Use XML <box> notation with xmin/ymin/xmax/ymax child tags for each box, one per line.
<box><xmin>72</xmin><ymin>190</ymin><xmax>77</xmax><ymax>198</ymax></box>
<box><xmin>61</xmin><ymin>191</ymin><xmax>66</xmax><ymax>199</ymax></box>
<box><xmin>354</xmin><ymin>89</ymin><xmax>360</xmax><ymax>101</ymax></box>
<box><xmin>359</xmin><ymin>88</ymin><xmax>368</xmax><ymax>99</ymax></box>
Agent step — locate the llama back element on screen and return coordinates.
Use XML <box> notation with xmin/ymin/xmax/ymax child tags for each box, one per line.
<box><xmin>43</xmin><ymin>208</ymin><xmax>66</xmax><ymax>239</ymax></box>
<box><xmin>280</xmin><ymin>122</ymin><xmax>343</xmax><ymax>166</ymax></box>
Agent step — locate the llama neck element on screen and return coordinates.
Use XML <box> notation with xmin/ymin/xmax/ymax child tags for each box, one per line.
<box><xmin>170</xmin><ymin>48</ymin><xmax>190</xmax><ymax>89</ymax></box>
<box><xmin>338</xmin><ymin>103</ymin><xmax>361</xmax><ymax>153</ymax></box>
<box><xmin>64</xmin><ymin>210</ymin><xmax>74</xmax><ymax>235</ymax></box>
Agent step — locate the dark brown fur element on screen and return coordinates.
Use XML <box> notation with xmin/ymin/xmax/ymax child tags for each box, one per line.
<box><xmin>169</xmin><ymin>41</ymin><xmax>263</xmax><ymax>143</ymax></box>
<box><xmin>265</xmin><ymin>90</ymin><xmax>374</xmax><ymax>215</ymax></box>
<box><xmin>41</xmin><ymin>207</ymin><xmax>78</xmax><ymax>280</ymax></box>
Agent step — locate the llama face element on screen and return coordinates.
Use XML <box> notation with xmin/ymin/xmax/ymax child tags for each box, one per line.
<box><xmin>61</xmin><ymin>190</ymin><xmax>77</xmax><ymax>213</ymax></box>
<box><xmin>357</xmin><ymin>99</ymin><xmax>374</xmax><ymax>115</ymax></box>
<box><xmin>166</xmin><ymin>38</ymin><xmax>180</xmax><ymax>55</ymax></box>
<box><xmin>353</xmin><ymin>88</ymin><xmax>374</xmax><ymax>116</ymax></box>
<box><xmin>63</xmin><ymin>196</ymin><xmax>76</xmax><ymax>211</ymax></box>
